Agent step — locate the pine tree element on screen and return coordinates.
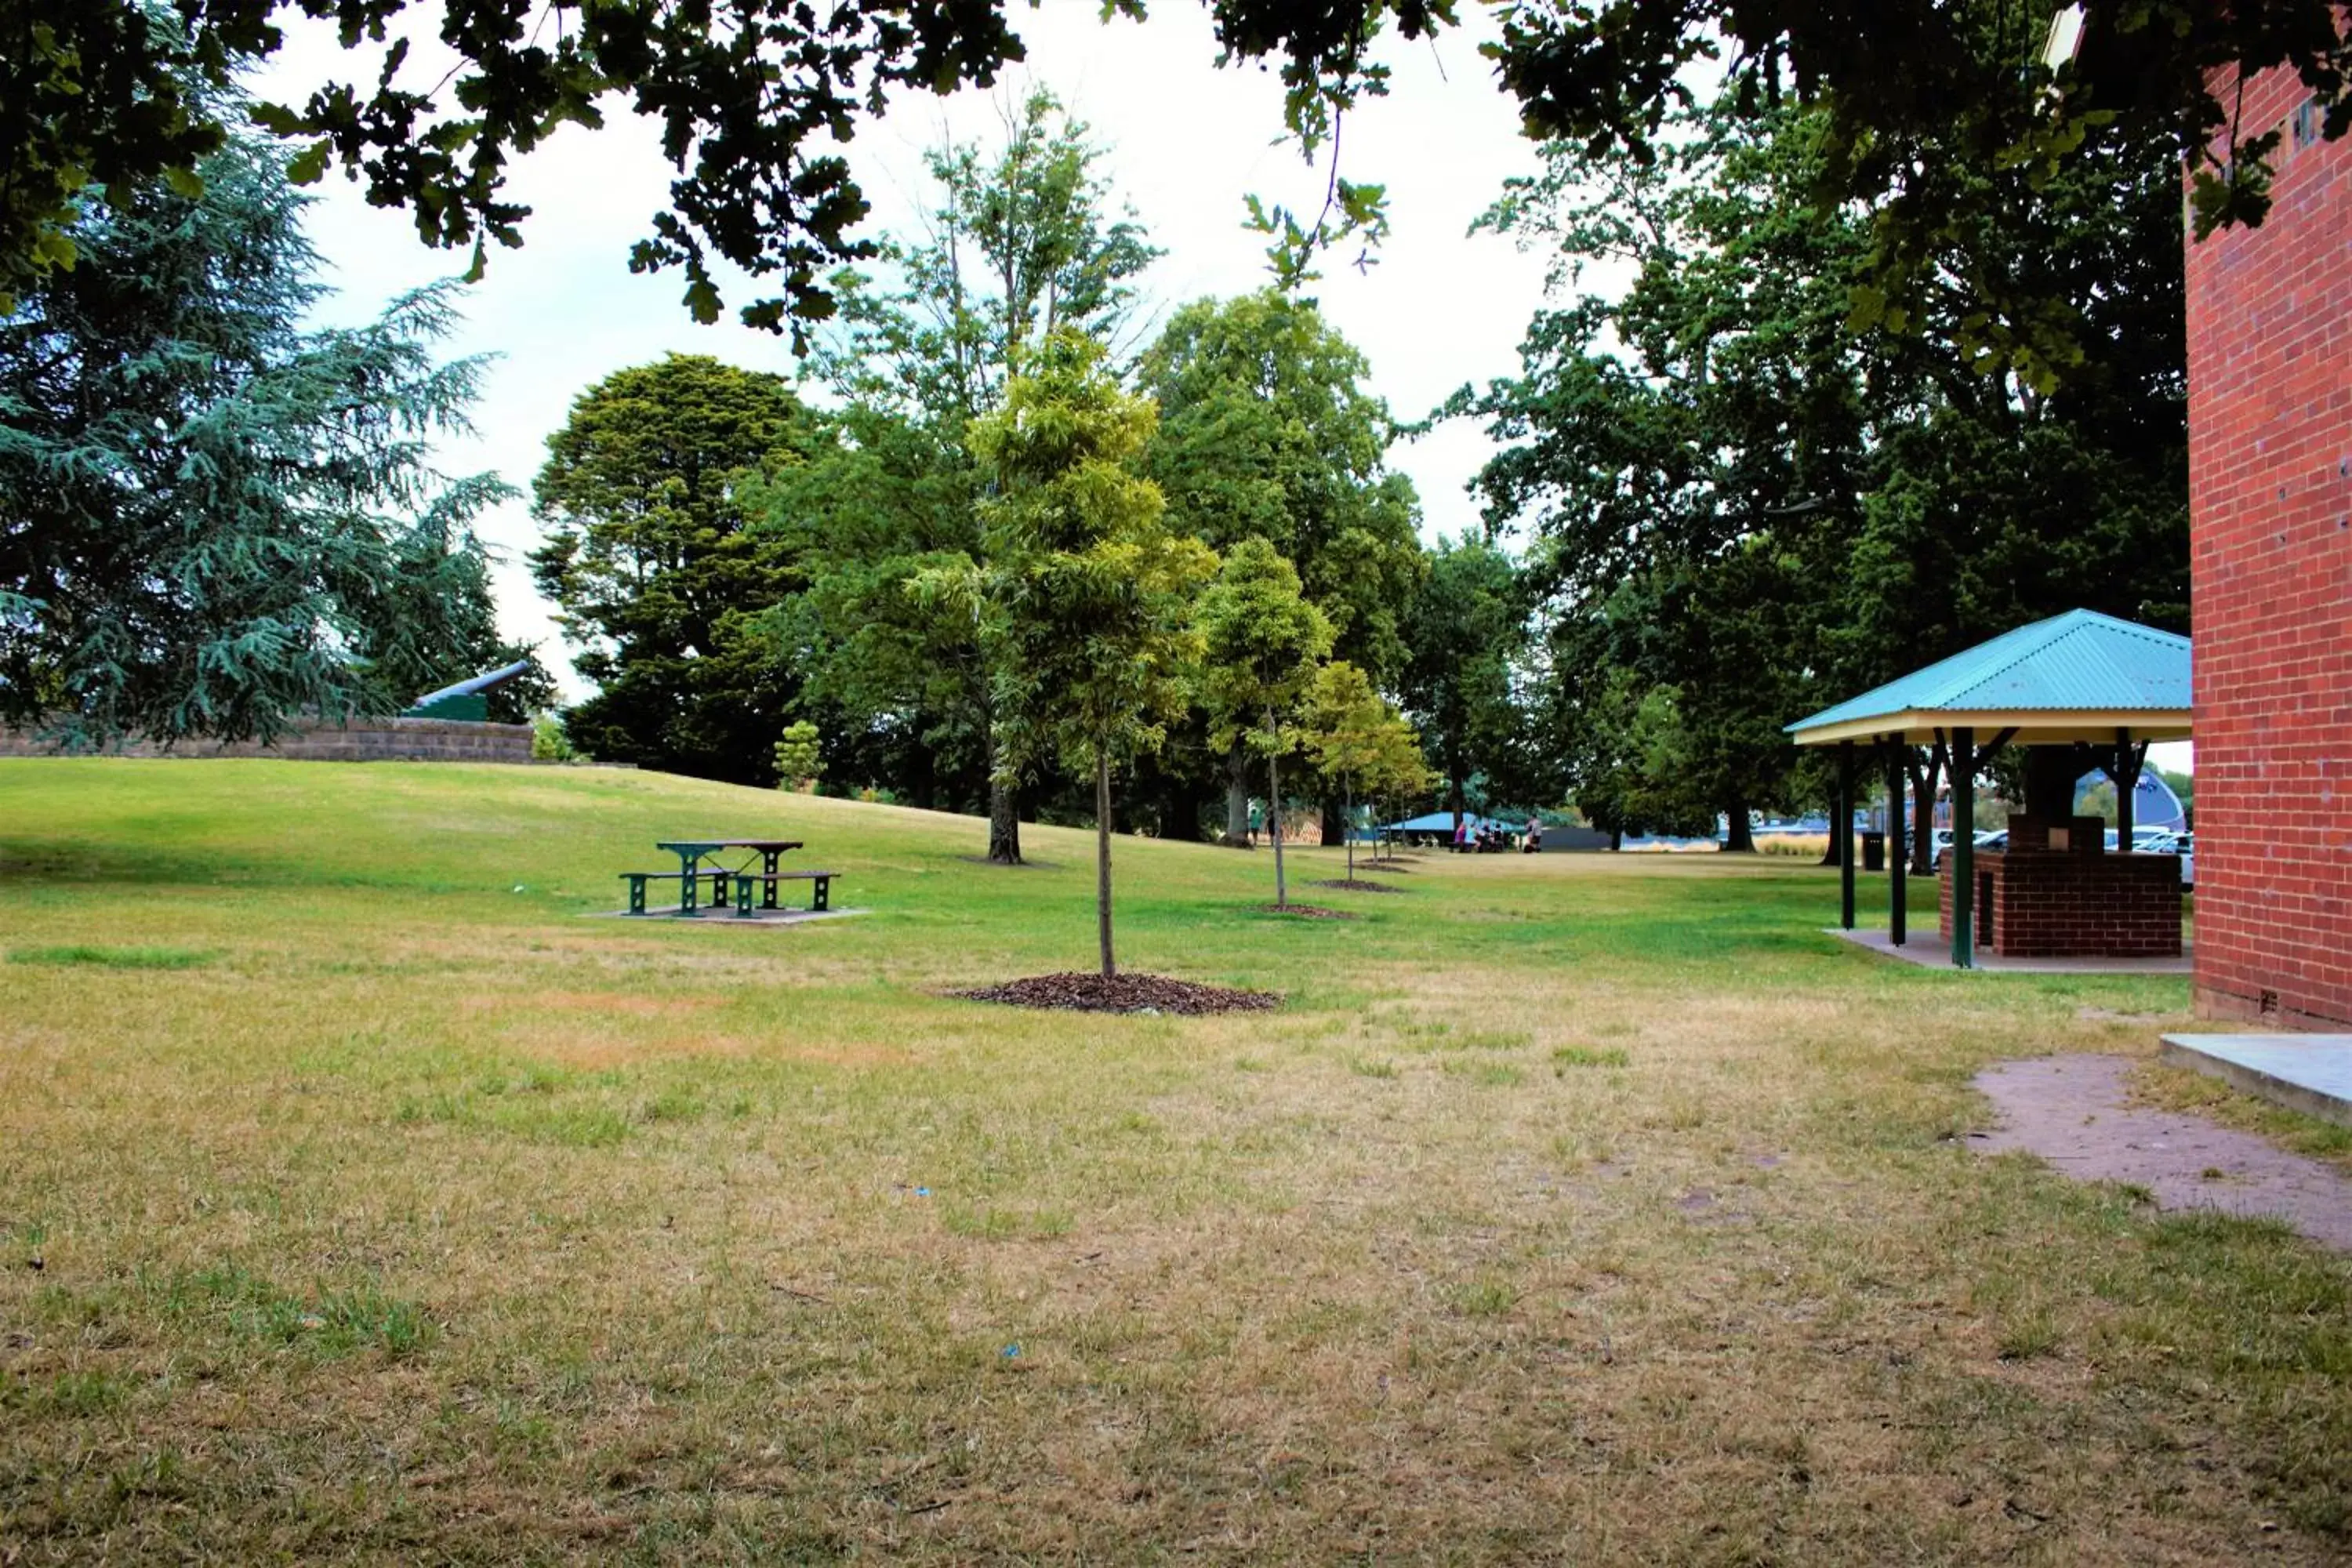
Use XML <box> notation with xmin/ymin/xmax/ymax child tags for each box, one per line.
<box><xmin>0</xmin><ymin>110</ymin><xmax>513</xmax><ymax>748</ymax></box>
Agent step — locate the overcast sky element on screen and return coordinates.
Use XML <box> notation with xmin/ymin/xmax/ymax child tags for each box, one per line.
<box><xmin>262</xmin><ymin>3</ymin><xmax>1559</xmax><ymax>695</ymax></box>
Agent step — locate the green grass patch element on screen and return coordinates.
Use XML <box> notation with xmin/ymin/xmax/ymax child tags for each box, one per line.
<box><xmin>8</xmin><ymin>943</ymin><xmax>214</xmax><ymax>969</ymax></box>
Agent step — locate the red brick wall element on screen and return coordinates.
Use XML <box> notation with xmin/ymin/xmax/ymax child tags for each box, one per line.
<box><xmin>1938</xmin><ymin>849</ymin><xmax>2183</xmax><ymax>958</ymax></box>
<box><xmin>2185</xmin><ymin>54</ymin><xmax>2352</xmax><ymax>1027</ymax></box>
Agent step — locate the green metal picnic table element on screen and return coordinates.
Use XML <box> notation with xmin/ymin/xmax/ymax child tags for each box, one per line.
<box><xmin>653</xmin><ymin>838</ymin><xmax>805</xmax><ymax>916</ymax></box>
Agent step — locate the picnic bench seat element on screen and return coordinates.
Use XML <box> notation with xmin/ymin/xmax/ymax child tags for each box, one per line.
<box><xmin>731</xmin><ymin>869</ymin><xmax>838</xmax><ymax>916</ymax></box>
<box><xmin>619</xmin><ymin>868</ymin><xmax>740</xmax><ymax>915</ymax></box>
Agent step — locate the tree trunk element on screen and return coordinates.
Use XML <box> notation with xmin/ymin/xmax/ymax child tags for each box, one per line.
<box><xmin>988</xmin><ymin>778</ymin><xmax>1022</xmax><ymax>864</ymax></box>
<box><xmin>1095</xmin><ymin>750</ymin><xmax>1115</xmax><ymax>978</ymax></box>
<box><xmin>1267</xmin><ymin>713</ymin><xmax>1287</xmax><ymax>909</ymax></box>
<box><xmin>1905</xmin><ymin>741</ymin><xmax>1947</xmax><ymax>876</ymax></box>
<box><xmin>1344</xmin><ymin>778</ymin><xmax>1356</xmax><ymax>880</ymax></box>
<box><xmin>1722</xmin><ymin>795</ymin><xmax>1755</xmax><ymax>853</ymax></box>
<box><xmin>1449</xmin><ymin>771</ymin><xmax>1466</xmax><ymax>836</ymax></box>
<box><xmin>1222</xmin><ymin>746</ymin><xmax>1253</xmax><ymax>848</ymax></box>
<box><xmin>1319</xmin><ymin>796</ymin><xmax>1347</xmax><ymax>851</ymax></box>
<box><xmin>1610</xmin><ymin>828</ymin><xmax>1623</xmax><ymax>852</ymax></box>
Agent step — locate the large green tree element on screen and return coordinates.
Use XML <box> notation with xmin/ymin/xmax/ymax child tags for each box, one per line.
<box><xmin>529</xmin><ymin>354</ymin><xmax>817</xmax><ymax>783</ymax></box>
<box><xmin>10</xmin><ymin>2</ymin><xmax>2338</xmax><ymax>370</ymax></box>
<box><xmin>1397</xmin><ymin>535</ymin><xmax>1527</xmax><ymax>831</ymax></box>
<box><xmin>0</xmin><ymin>114</ymin><xmax>514</xmax><ymax>749</ymax></box>
<box><xmin>1137</xmin><ymin>289</ymin><xmax>1424</xmax><ymax>844</ymax></box>
<box><xmin>788</xmin><ymin>89</ymin><xmax>1158</xmax><ymax>862</ymax></box>
<box><xmin>1461</xmin><ymin>82</ymin><xmax>2187</xmax><ymax>851</ymax></box>
<box><xmin>753</xmin><ymin>404</ymin><xmax>989</xmax><ymax>811</ymax></box>
<box><xmin>960</xmin><ymin>331</ymin><xmax>1215</xmax><ymax>977</ymax></box>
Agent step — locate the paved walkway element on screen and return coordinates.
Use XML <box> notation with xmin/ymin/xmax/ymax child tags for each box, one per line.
<box><xmin>1972</xmin><ymin>1054</ymin><xmax>2352</xmax><ymax>1251</ymax></box>
<box><xmin>1831</xmin><ymin>927</ymin><xmax>2192</xmax><ymax>975</ymax></box>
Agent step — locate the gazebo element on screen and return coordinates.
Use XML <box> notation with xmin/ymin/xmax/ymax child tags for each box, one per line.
<box><xmin>1784</xmin><ymin>610</ymin><xmax>2191</xmax><ymax>968</ymax></box>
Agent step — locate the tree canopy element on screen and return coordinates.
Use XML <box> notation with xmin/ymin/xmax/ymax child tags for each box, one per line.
<box><xmin>11</xmin><ymin>2</ymin><xmax>2339</xmax><ymax>365</ymax></box>
<box><xmin>1396</xmin><ymin>535</ymin><xmax>1526</xmax><ymax>826</ymax></box>
<box><xmin>1138</xmin><ymin>291</ymin><xmax>1422</xmax><ymax>686</ymax></box>
<box><xmin>528</xmin><ymin>353</ymin><xmax>818</xmax><ymax>782</ymax></box>
<box><xmin>1459</xmin><ymin>78</ymin><xmax>2188</xmax><ymax>842</ymax></box>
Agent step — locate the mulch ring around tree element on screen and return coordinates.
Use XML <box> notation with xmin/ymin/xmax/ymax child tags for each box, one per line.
<box><xmin>950</xmin><ymin>973</ymin><xmax>1279</xmax><ymax>1015</ymax></box>
<box><xmin>1253</xmin><ymin>903</ymin><xmax>1356</xmax><ymax>920</ymax></box>
<box><xmin>1308</xmin><ymin>878</ymin><xmax>1404</xmax><ymax>894</ymax></box>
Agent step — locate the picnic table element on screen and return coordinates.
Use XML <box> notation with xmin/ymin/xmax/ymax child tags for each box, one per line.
<box><xmin>638</xmin><ymin>838</ymin><xmax>804</xmax><ymax>916</ymax></box>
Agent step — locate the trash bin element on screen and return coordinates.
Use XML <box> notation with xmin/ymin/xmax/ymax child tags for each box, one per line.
<box><xmin>1860</xmin><ymin>831</ymin><xmax>1886</xmax><ymax>872</ymax></box>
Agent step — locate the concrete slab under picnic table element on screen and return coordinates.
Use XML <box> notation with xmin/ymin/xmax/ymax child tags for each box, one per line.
<box><xmin>585</xmin><ymin>906</ymin><xmax>868</xmax><ymax>926</ymax></box>
<box><xmin>2159</xmin><ymin>1033</ymin><xmax>2352</xmax><ymax>1130</ymax></box>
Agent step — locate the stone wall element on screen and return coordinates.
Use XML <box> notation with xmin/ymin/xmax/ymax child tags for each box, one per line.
<box><xmin>0</xmin><ymin>717</ymin><xmax>535</xmax><ymax>764</ymax></box>
<box><xmin>2185</xmin><ymin>53</ymin><xmax>2352</xmax><ymax>1026</ymax></box>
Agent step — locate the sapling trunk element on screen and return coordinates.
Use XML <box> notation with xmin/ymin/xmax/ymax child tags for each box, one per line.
<box><xmin>1096</xmin><ymin>750</ymin><xmax>1115</xmax><ymax>977</ymax></box>
<box><xmin>1265</xmin><ymin>708</ymin><xmax>1287</xmax><ymax>909</ymax></box>
<box><xmin>1345</xmin><ymin>776</ymin><xmax>1355</xmax><ymax>880</ymax></box>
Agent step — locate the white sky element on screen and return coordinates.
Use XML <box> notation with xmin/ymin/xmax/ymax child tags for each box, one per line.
<box><xmin>261</xmin><ymin>3</ymin><xmax>1555</xmax><ymax>696</ymax></box>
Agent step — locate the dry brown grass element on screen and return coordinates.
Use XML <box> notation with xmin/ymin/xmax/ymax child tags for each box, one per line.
<box><xmin>0</xmin><ymin>759</ymin><xmax>2346</xmax><ymax>1563</ymax></box>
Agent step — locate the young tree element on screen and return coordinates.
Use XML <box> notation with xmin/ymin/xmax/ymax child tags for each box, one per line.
<box><xmin>1196</xmin><ymin>538</ymin><xmax>1336</xmax><ymax>908</ymax></box>
<box><xmin>0</xmin><ymin>114</ymin><xmax>513</xmax><ymax>749</ymax></box>
<box><xmin>965</xmin><ymin>332</ymin><xmax>1215</xmax><ymax>976</ymax></box>
<box><xmin>774</xmin><ymin>720</ymin><xmax>823</xmax><ymax>791</ymax></box>
<box><xmin>1301</xmin><ymin>659</ymin><xmax>1427</xmax><ymax>880</ymax></box>
<box><xmin>529</xmin><ymin>354</ymin><xmax>818</xmax><ymax>785</ymax></box>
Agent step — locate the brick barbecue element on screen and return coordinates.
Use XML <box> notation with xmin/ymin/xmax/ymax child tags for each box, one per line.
<box><xmin>1937</xmin><ymin>818</ymin><xmax>2183</xmax><ymax>960</ymax></box>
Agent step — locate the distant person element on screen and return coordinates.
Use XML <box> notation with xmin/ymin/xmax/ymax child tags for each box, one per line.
<box><xmin>1454</xmin><ymin>818</ymin><xmax>1468</xmax><ymax>853</ymax></box>
<box><xmin>1526</xmin><ymin>817</ymin><xmax>1543</xmax><ymax>854</ymax></box>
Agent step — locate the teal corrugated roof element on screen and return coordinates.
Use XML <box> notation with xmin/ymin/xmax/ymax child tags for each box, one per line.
<box><xmin>1786</xmin><ymin>610</ymin><xmax>2190</xmax><ymax>736</ymax></box>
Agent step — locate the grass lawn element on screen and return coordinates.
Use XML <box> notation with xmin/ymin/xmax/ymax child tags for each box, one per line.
<box><xmin>2</xmin><ymin>758</ymin><xmax>2346</xmax><ymax>1563</ymax></box>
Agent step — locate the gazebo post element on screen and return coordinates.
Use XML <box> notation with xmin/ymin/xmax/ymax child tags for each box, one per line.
<box><xmin>2111</xmin><ymin>727</ymin><xmax>2143</xmax><ymax>848</ymax></box>
<box><xmin>1951</xmin><ymin>728</ymin><xmax>1976</xmax><ymax>969</ymax></box>
<box><xmin>1885</xmin><ymin>742</ymin><xmax>1907</xmax><ymax>946</ymax></box>
<box><xmin>1837</xmin><ymin>741</ymin><xmax>1856</xmax><ymax>930</ymax></box>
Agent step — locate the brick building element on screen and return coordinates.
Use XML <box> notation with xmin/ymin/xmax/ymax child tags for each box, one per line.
<box><xmin>2184</xmin><ymin>60</ymin><xmax>2352</xmax><ymax>1027</ymax></box>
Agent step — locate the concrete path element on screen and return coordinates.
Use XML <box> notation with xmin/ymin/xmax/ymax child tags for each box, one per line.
<box><xmin>1972</xmin><ymin>1054</ymin><xmax>2352</xmax><ymax>1251</ymax></box>
<box><xmin>1830</xmin><ymin>927</ymin><xmax>2192</xmax><ymax>975</ymax></box>
<box><xmin>2160</xmin><ymin>1033</ymin><xmax>2352</xmax><ymax>1129</ymax></box>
